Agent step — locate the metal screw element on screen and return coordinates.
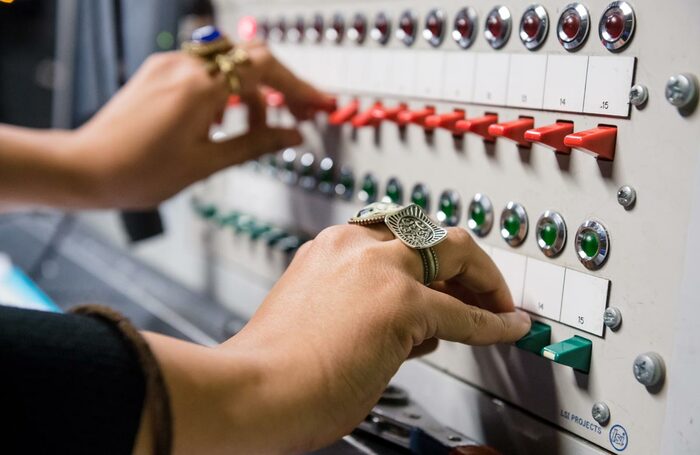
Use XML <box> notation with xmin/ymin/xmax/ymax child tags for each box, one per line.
<box><xmin>665</xmin><ymin>74</ymin><xmax>698</xmax><ymax>108</ymax></box>
<box><xmin>629</xmin><ymin>84</ymin><xmax>648</xmax><ymax>107</ymax></box>
<box><xmin>633</xmin><ymin>352</ymin><xmax>665</xmax><ymax>387</ymax></box>
<box><xmin>591</xmin><ymin>402</ymin><xmax>610</xmax><ymax>426</ymax></box>
<box><xmin>617</xmin><ymin>185</ymin><xmax>636</xmax><ymax>209</ymax></box>
<box><xmin>604</xmin><ymin>307</ymin><xmax>623</xmax><ymax>330</ymax></box>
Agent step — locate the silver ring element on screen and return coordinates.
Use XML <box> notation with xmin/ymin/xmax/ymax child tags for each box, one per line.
<box><xmin>418</xmin><ymin>246</ymin><xmax>439</xmax><ymax>285</ymax></box>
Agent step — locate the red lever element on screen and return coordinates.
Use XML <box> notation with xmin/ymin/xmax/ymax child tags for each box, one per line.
<box><xmin>563</xmin><ymin>126</ymin><xmax>617</xmax><ymax>161</ymax></box>
<box><xmin>227</xmin><ymin>95</ymin><xmax>241</xmax><ymax>107</ymax></box>
<box><xmin>424</xmin><ymin>110</ymin><xmax>465</xmax><ymax>133</ymax></box>
<box><xmin>328</xmin><ymin>100</ymin><xmax>360</xmax><ymax>126</ymax></box>
<box><xmin>524</xmin><ymin>122</ymin><xmax>575</xmax><ymax>154</ymax></box>
<box><xmin>350</xmin><ymin>102</ymin><xmax>384</xmax><ymax>128</ymax></box>
<box><xmin>396</xmin><ymin>107</ymin><xmax>436</xmax><ymax>127</ymax></box>
<box><xmin>371</xmin><ymin>103</ymin><xmax>408</xmax><ymax>123</ymax></box>
<box><xmin>454</xmin><ymin>114</ymin><xmax>499</xmax><ymax>141</ymax></box>
<box><xmin>265</xmin><ymin>90</ymin><xmax>285</xmax><ymax>107</ymax></box>
<box><xmin>488</xmin><ymin>118</ymin><xmax>535</xmax><ymax>147</ymax></box>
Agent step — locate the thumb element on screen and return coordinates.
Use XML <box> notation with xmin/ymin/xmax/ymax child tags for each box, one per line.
<box><xmin>204</xmin><ymin>127</ymin><xmax>302</xmax><ymax>171</ymax></box>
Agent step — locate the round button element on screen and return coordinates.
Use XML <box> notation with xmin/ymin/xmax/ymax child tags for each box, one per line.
<box><xmin>306</xmin><ymin>14</ymin><xmax>324</xmax><ymax>43</ymax></box>
<box><xmin>317</xmin><ymin>157</ymin><xmax>335</xmax><ymax>195</ymax></box>
<box><xmin>519</xmin><ymin>5</ymin><xmax>549</xmax><ymax>50</ymax></box>
<box><xmin>371</xmin><ymin>12</ymin><xmax>392</xmax><ymax>44</ymax></box>
<box><xmin>484</xmin><ymin>6</ymin><xmax>512</xmax><ymax>49</ymax></box>
<box><xmin>396</xmin><ymin>10</ymin><xmax>418</xmax><ymax>46</ymax></box>
<box><xmin>557</xmin><ymin>3</ymin><xmax>590</xmax><ymax>51</ymax></box>
<box><xmin>279</xmin><ymin>148</ymin><xmax>298</xmax><ymax>184</ymax></box>
<box><xmin>437</xmin><ymin>190</ymin><xmax>461</xmax><ymax>227</ymax></box>
<box><xmin>287</xmin><ymin>16</ymin><xmax>305</xmax><ymax>43</ymax></box>
<box><xmin>384</xmin><ymin>178</ymin><xmax>403</xmax><ymax>204</ymax></box>
<box><xmin>335</xmin><ymin>166</ymin><xmax>355</xmax><ymax>200</ymax></box>
<box><xmin>423</xmin><ymin>9</ymin><xmax>446</xmax><ymax>47</ymax></box>
<box><xmin>326</xmin><ymin>13</ymin><xmax>345</xmax><ymax>44</ymax></box>
<box><xmin>298</xmin><ymin>152</ymin><xmax>316</xmax><ymax>190</ymax></box>
<box><xmin>575</xmin><ymin>219</ymin><xmax>609</xmax><ymax>269</ymax></box>
<box><xmin>348</xmin><ymin>13</ymin><xmax>368</xmax><ymax>44</ymax></box>
<box><xmin>270</xmin><ymin>17</ymin><xmax>286</xmax><ymax>42</ymax></box>
<box><xmin>410</xmin><ymin>183</ymin><xmax>430</xmax><ymax>211</ymax></box>
<box><xmin>358</xmin><ymin>173</ymin><xmax>378</xmax><ymax>203</ymax></box>
<box><xmin>500</xmin><ymin>202</ymin><xmax>528</xmax><ymax>246</ymax></box>
<box><xmin>599</xmin><ymin>1</ymin><xmax>635</xmax><ymax>52</ymax></box>
<box><xmin>452</xmin><ymin>7</ymin><xmax>478</xmax><ymax>49</ymax></box>
<box><xmin>467</xmin><ymin>193</ymin><xmax>494</xmax><ymax>237</ymax></box>
<box><xmin>536</xmin><ymin>211</ymin><xmax>567</xmax><ymax>257</ymax></box>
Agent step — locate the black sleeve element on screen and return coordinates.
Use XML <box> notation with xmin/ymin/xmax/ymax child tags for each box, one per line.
<box><xmin>0</xmin><ymin>305</ymin><xmax>146</xmax><ymax>455</ymax></box>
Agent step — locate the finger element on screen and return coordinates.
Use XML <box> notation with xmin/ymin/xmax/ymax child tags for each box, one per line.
<box><xmin>202</xmin><ymin>127</ymin><xmax>302</xmax><ymax>172</ymax></box>
<box><xmin>241</xmin><ymin>88</ymin><xmax>267</xmax><ymax>129</ymax></box>
<box><xmin>421</xmin><ymin>287</ymin><xmax>531</xmax><ymax>345</ymax></box>
<box><xmin>408</xmin><ymin>338</ymin><xmax>439</xmax><ymax>358</ymax></box>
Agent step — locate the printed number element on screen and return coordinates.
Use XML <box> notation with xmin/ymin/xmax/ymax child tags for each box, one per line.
<box><xmin>538</xmin><ymin>302</ymin><xmax>545</xmax><ymax>311</ymax></box>
<box><xmin>486</xmin><ymin>92</ymin><xmax>492</xmax><ymax>100</ymax></box>
<box><xmin>600</xmin><ymin>100</ymin><xmax>609</xmax><ymax>110</ymax></box>
<box><xmin>559</xmin><ymin>97</ymin><xmax>567</xmax><ymax>106</ymax></box>
<box><xmin>521</xmin><ymin>94</ymin><xmax>528</xmax><ymax>103</ymax></box>
<box><xmin>577</xmin><ymin>316</ymin><xmax>585</xmax><ymax>325</ymax></box>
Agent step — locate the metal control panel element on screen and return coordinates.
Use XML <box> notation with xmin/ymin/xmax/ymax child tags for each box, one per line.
<box><xmin>113</xmin><ymin>1</ymin><xmax>700</xmax><ymax>453</ymax></box>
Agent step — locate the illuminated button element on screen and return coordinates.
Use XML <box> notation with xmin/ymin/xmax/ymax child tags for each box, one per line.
<box><xmin>454</xmin><ymin>114</ymin><xmax>498</xmax><ymax>141</ymax></box>
<box><xmin>358</xmin><ymin>173</ymin><xmax>378</xmax><ymax>203</ymax></box>
<box><xmin>563</xmin><ymin>126</ymin><xmax>617</xmax><ymax>161</ymax></box>
<box><xmin>288</xmin><ymin>16</ymin><xmax>305</xmax><ymax>42</ymax></box>
<box><xmin>425</xmin><ymin>110</ymin><xmax>465</xmax><ymax>133</ymax></box>
<box><xmin>488</xmin><ymin>117</ymin><xmax>535</xmax><ymax>147</ymax></box>
<box><xmin>437</xmin><ymin>190</ymin><xmax>461</xmax><ymax>226</ymax></box>
<box><xmin>306</xmin><ymin>14</ymin><xmax>324</xmax><ymax>43</ymax></box>
<box><xmin>371</xmin><ymin>12</ymin><xmax>392</xmax><ymax>44</ymax></box>
<box><xmin>370</xmin><ymin>103</ymin><xmax>408</xmax><ymax>123</ymax></box>
<box><xmin>452</xmin><ymin>7</ymin><xmax>478</xmax><ymax>49</ymax></box>
<box><xmin>575</xmin><ymin>219</ymin><xmax>609</xmax><ymax>270</ymax></box>
<box><xmin>500</xmin><ymin>202</ymin><xmax>528</xmax><ymax>246</ymax></box>
<box><xmin>351</xmin><ymin>102</ymin><xmax>382</xmax><ymax>128</ymax></box>
<box><xmin>270</xmin><ymin>17</ymin><xmax>286</xmax><ymax>42</ymax></box>
<box><xmin>335</xmin><ymin>166</ymin><xmax>355</xmax><ymax>200</ymax></box>
<box><xmin>328</xmin><ymin>100</ymin><xmax>359</xmax><ymax>125</ymax></box>
<box><xmin>423</xmin><ymin>9</ymin><xmax>446</xmax><ymax>47</ymax></box>
<box><xmin>536</xmin><ymin>211</ymin><xmax>566</xmax><ymax>257</ymax></box>
<box><xmin>516</xmin><ymin>321</ymin><xmax>551</xmax><ymax>355</ymax></box>
<box><xmin>599</xmin><ymin>1</ymin><xmax>635</xmax><ymax>52</ymax></box>
<box><xmin>484</xmin><ymin>6</ymin><xmax>512</xmax><ymax>49</ymax></box>
<box><xmin>411</xmin><ymin>184</ymin><xmax>430</xmax><ymax>211</ymax></box>
<box><xmin>237</xmin><ymin>16</ymin><xmax>258</xmax><ymax>42</ymax></box>
<box><xmin>279</xmin><ymin>148</ymin><xmax>298</xmax><ymax>184</ymax></box>
<box><xmin>348</xmin><ymin>13</ymin><xmax>367</xmax><ymax>44</ymax></box>
<box><xmin>467</xmin><ymin>193</ymin><xmax>494</xmax><ymax>237</ymax></box>
<box><xmin>326</xmin><ymin>13</ymin><xmax>345</xmax><ymax>44</ymax></box>
<box><xmin>524</xmin><ymin>122</ymin><xmax>574</xmax><ymax>154</ymax></box>
<box><xmin>396</xmin><ymin>10</ymin><xmax>418</xmax><ymax>46</ymax></box>
<box><xmin>396</xmin><ymin>106</ymin><xmax>435</xmax><ymax>127</ymax></box>
<box><xmin>557</xmin><ymin>3</ymin><xmax>590</xmax><ymax>51</ymax></box>
<box><xmin>317</xmin><ymin>157</ymin><xmax>335</xmax><ymax>195</ymax></box>
<box><xmin>542</xmin><ymin>336</ymin><xmax>592</xmax><ymax>373</ymax></box>
<box><xmin>298</xmin><ymin>152</ymin><xmax>317</xmax><ymax>190</ymax></box>
<box><xmin>519</xmin><ymin>5</ymin><xmax>549</xmax><ymax>50</ymax></box>
<box><xmin>383</xmin><ymin>178</ymin><xmax>403</xmax><ymax>204</ymax></box>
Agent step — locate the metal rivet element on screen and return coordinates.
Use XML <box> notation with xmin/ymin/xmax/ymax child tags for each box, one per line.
<box><xmin>633</xmin><ymin>352</ymin><xmax>665</xmax><ymax>387</ymax></box>
<box><xmin>617</xmin><ymin>185</ymin><xmax>636</xmax><ymax>209</ymax></box>
<box><xmin>629</xmin><ymin>85</ymin><xmax>648</xmax><ymax>107</ymax></box>
<box><xmin>665</xmin><ymin>74</ymin><xmax>698</xmax><ymax>109</ymax></box>
<box><xmin>591</xmin><ymin>402</ymin><xmax>610</xmax><ymax>426</ymax></box>
<box><xmin>604</xmin><ymin>307</ymin><xmax>623</xmax><ymax>330</ymax></box>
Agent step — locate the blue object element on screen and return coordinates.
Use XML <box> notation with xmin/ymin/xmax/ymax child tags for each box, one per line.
<box><xmin>192</xmin><ymin>25</ymin><xmax>221</xmax><ymax>43</ymax></box>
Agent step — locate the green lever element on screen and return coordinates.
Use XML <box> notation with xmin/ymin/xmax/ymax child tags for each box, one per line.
<box><xmin>542</xmin><ymin>336</ymin><xmax>592</xmax><ymax>373</ymax></box>
<box><xmin>515</xmin><ymin>321</ymin><xmax>551</xmax><ymax>354</ymax></box>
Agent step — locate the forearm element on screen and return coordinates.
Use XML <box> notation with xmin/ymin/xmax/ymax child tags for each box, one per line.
<box><xmin>0</xmin><ymin>124</ymin><xmax>95</xmax><ymax>209</ymax></box>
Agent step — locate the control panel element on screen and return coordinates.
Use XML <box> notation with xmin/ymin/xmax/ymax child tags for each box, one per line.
<box><xmin>135</xmin><ymin>1</ymin><xmax>700</xmax><ymax>453</ymax></box>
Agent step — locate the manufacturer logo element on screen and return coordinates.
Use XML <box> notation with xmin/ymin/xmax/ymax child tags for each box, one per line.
<box><xmin>609</xmin><ymin>424</ymin><xmax>629</xmax><ymax>451</ymax></box>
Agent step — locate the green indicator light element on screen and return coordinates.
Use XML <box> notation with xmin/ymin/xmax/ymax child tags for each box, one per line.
<box><xmin>362</xmin><ymin>178</ymin><xmax>376</xmax><ymax>197</ymax></box>
<box><xmin>540</xmin><ymin>222</ymin><xmax>558</xmax><ymax>247</ymax></box>
<box><xmin>156</xmin><ymin>31</ymin><xmax>175</xmax><ymax>50</ymax></box>
<box><xmin>581</xmin><ymin>231</ymin><xmax>600</xmax><ymax>258</ymax></box>
<box><xmin>440</xmin><ymin>197</ymin><xmax>455</xmax><ymax>218</ymax></box>
<box><xmin>319</xmin><ymin>169</ymin><xmax>333</xmax><ymax>183</ymax></box>
<box><xmin>386</xmin><ymin>182</ymin><xmax>401</xmax><ymax>203</ymax></box>
<box><xmin>412</xmin><ymin>190</ymin><xmax>427</xmax><ymax>209</ymax></box>
<box><xmin>515</xmin><ymin>321</ymin><xmax>551</xmax><ymax>355</ymax></box>
<box><xmin>504</xmin><ymin>213</ymin><xmax>521</xmax><ymax>237</ymax></box>
<box><xmin>470</xmin><ymin>202</ymin><xmax>486</xmax><ymax>226</ymax></box>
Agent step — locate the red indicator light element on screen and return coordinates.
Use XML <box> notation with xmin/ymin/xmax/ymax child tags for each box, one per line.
<box><xmin>456</xmin><ymin>16</ymin><xmax>472</xmax><ymax>38</ymax></box>
<box><xmin>561</xmin><ymin>11</ymin><xmax>580</xmax><ymax>39</ymax></box>
<box><xmin>237</xmin><ymin>16</ymin><xmax>258</xmax><ymax>41</ymax></box>
<box><xmin>604</xmin><ymin>9</ymin><xmax>624</xmax><ymax>40</ymax></box>
<box><xmin>522</xmin><ymin>11</ymin><xmax>540</xmax><ymax>39</ymax></box>
<box><xmin>487</xmin><ymin>14</ymin><xmax>503</xmax><ymax>38</ymax></box>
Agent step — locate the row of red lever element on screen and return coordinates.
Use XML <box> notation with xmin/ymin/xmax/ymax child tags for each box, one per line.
<box><xmin>327</xmin><ymin>100</ymin><xmax>617</xmax><ymax>161</ymax></box>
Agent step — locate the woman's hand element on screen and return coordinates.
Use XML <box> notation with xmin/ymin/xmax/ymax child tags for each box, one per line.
<box><xmin>144</xmin><ymin>224</ymin><xmax>531</xmax><ymax>454</ymax></box>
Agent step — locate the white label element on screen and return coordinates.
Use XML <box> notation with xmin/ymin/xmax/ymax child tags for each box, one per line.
<box><xmin>583</xmin><ymin>56</ymin><xmax>635</xmax><ymax>117</ymax></box>
<box><xmin>367</xmin><ymin>49</ymin><xmax>390</xmax><ymax>94</ymax></box>
<box><xmin>322</xmin><ymin>48</ymin><xmax>347</xmax><ymax>91</ymax></box>
<box><xmin>560</xmin><ymin>269</ymin><xmax>610</xmax><ymax>336</ymax></box>
<box><xmin>413</xmin><ymin>50</ymin><xmax>446</xmax><ymax>99</ymax></box>
<box><xmin>506</xmin><ymin>54</ymin><xmax>547</xmax><ymax>109</ymax></box>
<box><xmin>389</xmin><ymin>50</ymin><xmax>417</xmax><ymax>97</ymax></box>
<box><xmin>490</xmin><ymin>248</ymin><xmax>526</xmax><ymax>307</ymax></box>
<box><xmin>345</xmin><ymin>48</ymin><xmax>368</xmax><ymax>93</ymax></box>
<box><xmin>522</xmin><ymin>258</ymin><xmax>565</xmax><ymax>320</ymax></box>
<box><xmin>441</xmin><ymin>52</ymin><xmax>476</xmax><ymax>102</ymax></box>
<box><xmin>473</xmin><ymin>53</ymin><xmax>510</xmax><ymax>106</ymax></box>
<box><xmin>543</xmin><ymin>55</ymin><xmax>588</xmax><ymax>113</ymax></box>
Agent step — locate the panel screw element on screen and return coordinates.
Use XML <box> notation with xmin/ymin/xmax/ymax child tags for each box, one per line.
<box><xmin>617</xmin><ymin>185</ymin><xmax>636</xmax><ymax>209</ymax></box>
<box><xmin>591</xmin><ymin>402</ymin><xmax>610</xmax><ymax>426</ymax></box>
<box><xmin>633</xmin><ymin>352</ymin><xmax>665</xmax><ymax>387</ymax></box>
<box><xmin>604</xmin><ymin>307</ymin><xmax>622</xmax><ymax>330</ymax></box>
<box><xmin>629</xmin><ymin>84</ymin><xmax>648</xmax><ymax>107</ymax></box>
<box><xmin>665</xmin><ymin>74</ymin><xmax>698</xmax><ymax>108</ymax></box>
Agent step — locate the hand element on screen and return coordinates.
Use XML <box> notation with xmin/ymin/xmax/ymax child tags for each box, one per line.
<box><xmin>145</xmin><ymin>225</ymin><xmax>531</xmax><ymax>454</ymax></box>
<box><xmin>68</xmin><ymin>44</ymin><xmax>333</xmax><ymax>209</ymax></box>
